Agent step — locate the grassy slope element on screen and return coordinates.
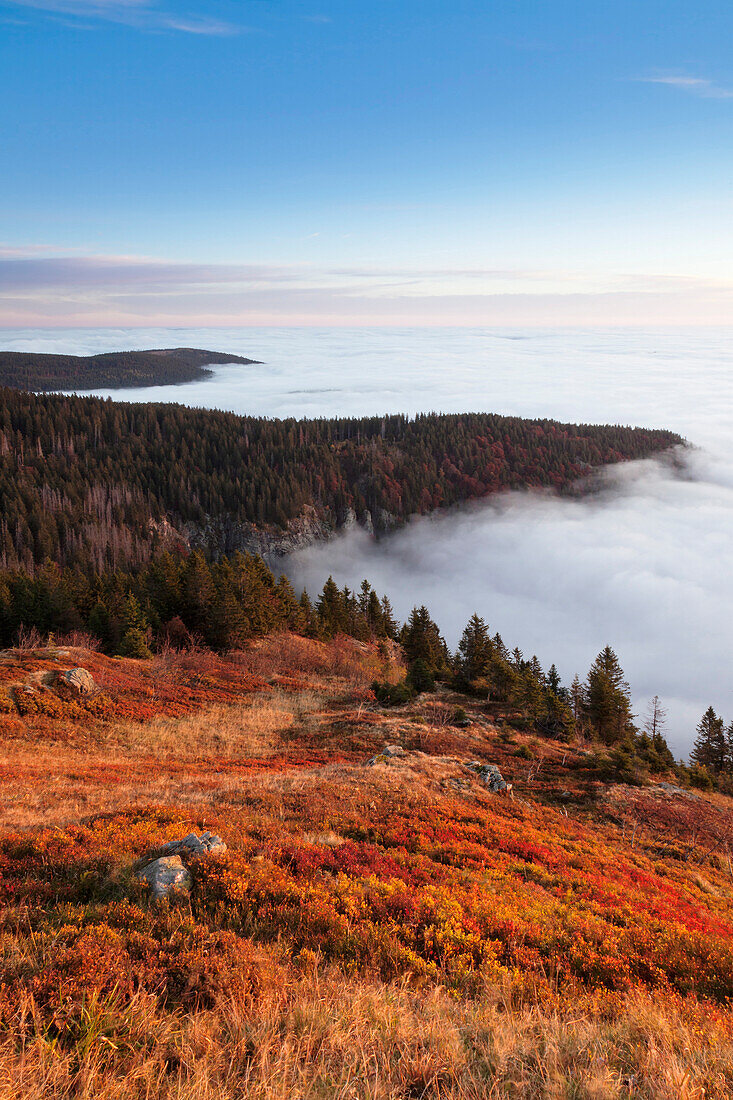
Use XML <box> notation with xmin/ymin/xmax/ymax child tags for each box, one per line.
<box><xmin>0</xmin><ymin>636</ymin><xmax>732</xmax><ymax>1098</ymax></box>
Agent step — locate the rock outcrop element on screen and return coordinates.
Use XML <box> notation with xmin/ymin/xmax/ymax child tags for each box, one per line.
<box><xmin>137</xmin><ymin>855</ymin><xmax>191</xmax><ymax>902</ymax></box>
<box><xmin>163</xmin><ymin>505</ymin><xmax>398</xmax><ymax>565</ymax></box>
<box><xmin>155</xmin><ymin>831</ymin><xmax>227</xmax><ymax>859</ymax></box>
<box><xmin>368</xmin><ymin>744</ymin><xmax>407</xmax><ymax>766</ymax></box>
<box><xmin>58</xmin><ymin>668</ymin><xmax>97</xmax><ymax>696</ymax></box>
<box><xmin>466</xmin><ymin>761</ymin><xmax>513</xmax><ymax>795</ymax></box>
<box><xmin>135</xmin><ymin>832</ymin><xmax>226</xmax><ymax>903</ymax></box>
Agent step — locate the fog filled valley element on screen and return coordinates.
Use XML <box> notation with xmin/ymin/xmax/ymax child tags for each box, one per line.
<box><xmin>4</xmin><ymin>325</ymin><xmax>730</xmax><ymax>755</ymax></box>
<box><xmin>2</xmin><ymin>330</ymin><xmax>733</xmax><ymax>1096</ymax></box>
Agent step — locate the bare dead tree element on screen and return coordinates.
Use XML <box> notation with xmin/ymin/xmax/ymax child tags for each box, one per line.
<box><xmin>644</xmin><ymin>695</ymin><xmax>668</xmax><ymax>741</ymax></box>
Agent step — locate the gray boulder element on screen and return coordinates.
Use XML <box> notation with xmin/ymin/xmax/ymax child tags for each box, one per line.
<box><xmin>367</xmin><ymin>744</ymin><xmax>407</xmax><ymax>766</ymax></box>
<box><xmin>137</xmin><ymin>855</ymin><xmax>191</xmax><ymax>902</ymax></box>
<box><xmin>58</xmin><ymin>668</ymin><xmax>96</xmax><ymax>696</ymax></box>
<box><xmin>466</xmin><ymin>761</ymin><xmax>512</xmax><ymax>795</ymax></box>
<box><xmin>155</xmin><ymin>831</ymin><xmax>227</xmax><ymax>859</ymax></box>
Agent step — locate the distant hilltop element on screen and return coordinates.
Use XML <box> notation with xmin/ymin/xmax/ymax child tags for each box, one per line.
<box><xmin>0</xmin><ymin>347</ymin><xmax>261</xmax><ymax>391</ymax></box>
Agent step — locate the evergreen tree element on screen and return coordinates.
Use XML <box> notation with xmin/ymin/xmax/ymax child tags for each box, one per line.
<box><xmin>547</xmin><ymin>664</ymin><xmax>561</xmax><ymax>695</ymax></box>
<box><xmin>407</xmin><ymin>657</ymin><xmax>435</xmax><ymax>694</ymax></box>
<box><xmin>400</xmin><ymin>606</ymin><xmax>448</xmax><ymax>676</ymax></box>
<box><xmin>690</xmin><ymin>707</ymin><xmax>727</xmax><ymax>773</ymax></box>
<box><xmin>316</xmin><ymin>576</ymin><xmax>342</xmax><ymax>637</ymax></box>
<box><xmin>380</xmin><ymin>595</ymin><xmax>398</xmax><ymax>640</ymax></box>
<box><xmin>584</xmin><ymin>646</ymin><xmax>635</xmax><ymax>744</ymax></box>
<box><xmin>181</xmin><ymin>552</ymin><xmax>216</xmax><ymax>638</ymax></box>
<box><xmin>456</xmin><ymin>614</ymin><xmax>492</xmax><ymax>684</ymax></box>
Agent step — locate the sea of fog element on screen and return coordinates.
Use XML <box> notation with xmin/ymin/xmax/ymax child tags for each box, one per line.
<box><xmin>3</xmin><ymin>325</ymin><xmax>732</xmax><ymax>755</ymax></box>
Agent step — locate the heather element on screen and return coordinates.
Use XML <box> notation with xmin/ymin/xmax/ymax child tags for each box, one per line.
<box><xmin>0</xmin><ymin>633</ymin><xmax>731</xmax><ymax>1096</ymax></box>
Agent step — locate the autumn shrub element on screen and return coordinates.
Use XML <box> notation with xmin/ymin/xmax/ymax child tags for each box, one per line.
<box><xmin>11</xmin><ymin>625</ymin><xmax>42</xmax><ymax>654</ymax></box>
<box><xmin>690</xmin><ymin>763</ymin><xmax>715</xmax><ymax>790</ymax></box>
<box><xmin>53</xmin><ymin>630</ymin><xmax>101</xmax><ymax>651</ymax></box>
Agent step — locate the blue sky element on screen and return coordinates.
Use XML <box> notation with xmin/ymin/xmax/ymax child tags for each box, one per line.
<box><xmin>2</xmin><ymin>0</ymin><xmax>733</xmax><ymax>325</ymax></box>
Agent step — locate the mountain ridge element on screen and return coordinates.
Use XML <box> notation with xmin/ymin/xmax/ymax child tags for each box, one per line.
<box><xmin>0</xmin><ymin>347</ymin><xmax>260</xmax><ymax>390</ymax></box>
<box><xmin>0</xmin><ymin>387</ymin><xmax>684</xmax><ymax>570</ymax></box>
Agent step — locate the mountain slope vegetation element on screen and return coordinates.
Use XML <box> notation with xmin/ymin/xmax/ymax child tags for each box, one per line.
<box><xmin>0</xmin><ymin>387</ymin><xmax>683</xmax><ymax>569</ymax></box>
<box><xmin>0</xmin><ymin>627</ymin><xmax>731</xmax><ymax>1099</ymax></box>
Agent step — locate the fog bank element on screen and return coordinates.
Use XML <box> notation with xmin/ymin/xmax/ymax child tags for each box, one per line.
<box><xmin>3</xmin><ymin>325</ymin><xmax>732</xmax><ymax>754</ymax></box>
<box><xmin>288</xmin><ymin>449</ymin><xmax>732</xmax><ymax>756</ymax></box>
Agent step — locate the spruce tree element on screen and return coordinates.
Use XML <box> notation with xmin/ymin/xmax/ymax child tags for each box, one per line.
<box><xmin>690</xmin><ymin>707</ymin><xmax>727</xmax><ymax>773</ymax></box>
<box><xmin>584</xmin><ymin>646</ymin><xmax>635</xmax><ymax>744</ymax></box>
<box><xmin>401</xmin><ymin>606</ymin><xmax>448</xmax><ymax>676</ymax></box>
<box><xmin>456</xmin><ymin>614</ymin><xmax>492</xmax><ymax>684</ymax></box>
<box><xmin>316</xmin><ymin>576</ymin><xmax>342</xmax><ymax>637</ymax></box>
<box><xmin>547</xmin><ymin>663</ymin><xmax>562</xmax><ymax>695</ymax></box>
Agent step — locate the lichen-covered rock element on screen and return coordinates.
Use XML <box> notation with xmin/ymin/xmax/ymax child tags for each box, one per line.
<box><xmin>367</xmin><ymin>744</ymin><xmax>407</xmax><ymax>766</ymax></box>
<box><xmin>137</xmin><ymin>855</ymin><xmax>191</xmax><ymax>902</ymax></box>
<box><xmin>466</xmin><ymin>761</ymin><xmax>513</xmax><ymax>795</ymax></box>
<box><xmin>155</xmin><ymin>831</ymin><xmax>227</xmax><ymax>860</ymax></box>
<box><xmin>58</xmin><ymin>668</ymin><xmax>96</xmax><ymax>696</ymax></box>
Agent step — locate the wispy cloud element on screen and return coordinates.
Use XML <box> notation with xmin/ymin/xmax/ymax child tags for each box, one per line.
<box><xmin>3</xmin><ymin>0</ymin><xmax>241</xmax><ymax>34</ymax></box>
<box><xmin>636</xmin><ymin>73</ymin><xmax>733</xmax><ymax>99</ymax></box>
<box><xmin>3</xmin><ymin>248</ymin><xmax>733</xmax><ymax>327</ymax></box>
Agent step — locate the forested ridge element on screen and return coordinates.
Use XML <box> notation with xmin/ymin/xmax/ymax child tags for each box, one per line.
<box><xmin>0</xmin><ymin>388</ymin><xmax>683</xmax><ymax>570</ymax></box>
<box><xmin>0</xmin><ymin>347</ymin><xmax>259</xmax><ymax>391</ymax></box>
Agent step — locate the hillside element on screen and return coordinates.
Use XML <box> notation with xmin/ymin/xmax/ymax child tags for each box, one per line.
<box><xmin>0</xmin><ymin>347</ymin><xmax>259</xmax><ymax>391</ymax></box>
<box><xmin>0</xmin><ymin>388</ymin><xmax>683</xmax><ymax>569</ymax></box>
<box><xmin>0</xmin><ymin>633</ymin><xmax>731</xmax><ymax>1098</ymax></box>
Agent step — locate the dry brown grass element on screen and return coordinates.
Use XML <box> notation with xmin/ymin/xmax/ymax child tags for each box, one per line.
<box><xmin>233</xmin><ymin>632</ymin><xmax>395</xmax><ymax>690</ymax></box>
<box><xmin>115</xmin><ymin>689</ymin><xmax>325</xmax><ymax>760</ymax></box>
<box><xmin>0</xmin><ymin>967</ymin><xmax>730</xmax><ymax>1099</ymax></box>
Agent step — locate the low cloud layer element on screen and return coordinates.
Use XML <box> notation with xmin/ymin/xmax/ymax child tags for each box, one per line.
<box><xmin>288</xmin><ymin>451</ymin><xmax>732</xmax><ymax>756</ymax></box>
<box><xmin>2</xmin><ymin>324</ymin><xmax>731</xmax><ymax>755</ymax></box>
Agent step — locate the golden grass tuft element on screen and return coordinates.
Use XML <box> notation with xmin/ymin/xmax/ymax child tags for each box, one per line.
<box><xmin>0</xmin><ymin>970</ymin><xmax>732</xmax><ymax>1098</ymax></box>
<box><xmin>116</xmin><ymin>689</ymin><xmax>325</xmax><ymax>760</ymax></box>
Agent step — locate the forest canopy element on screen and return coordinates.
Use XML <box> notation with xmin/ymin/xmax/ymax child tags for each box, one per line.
<box><xmin>0</xmin><ymin>388</ymin><xmax>683</xmax><ymax>570</ymax></box>
<box><xmin>0</xmin><ymin>348</ymin><xmax>259</xmax><ymax>391</ymax></box>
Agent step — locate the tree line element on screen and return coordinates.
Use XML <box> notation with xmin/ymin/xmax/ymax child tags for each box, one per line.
<box><xmin>0</xmin><ymin>388</ymin><xmax>682</xmax><ymax>570</ymax></box>
<box><xmin>0</xmin><ymin>551</ymin><xmax>688</xmax><ymax>777</ymax></box>
<box><xmin>688</xmin><ymin>707</ymin><xmax>733</xmax><ymax>791</ymax></box>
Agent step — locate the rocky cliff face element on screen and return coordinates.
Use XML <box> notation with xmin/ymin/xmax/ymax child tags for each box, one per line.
<box><xmin>150</xmin><ymin>505</ymin><xmax>396</xmax><ymax>564</ymax></box>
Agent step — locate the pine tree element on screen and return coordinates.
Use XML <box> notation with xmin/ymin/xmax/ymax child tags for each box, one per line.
<box><xmin>456</xmin><ymin>613</ymin><xmax>492</xmax><ymax>684</ymax></box>
<box><xmin>584</xmin><ymin>646</ymin><xmax>635</xmax><ymax>744</ymax></box>
<box><xmin>401</xmin><ymin>606</ymin><xmax>448</xmax><ymax>676</ymax></box>
<box><xmin>690</xmin><ymin>707</ymin><xmax>727</xmax><ymax>773</ymax></box>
